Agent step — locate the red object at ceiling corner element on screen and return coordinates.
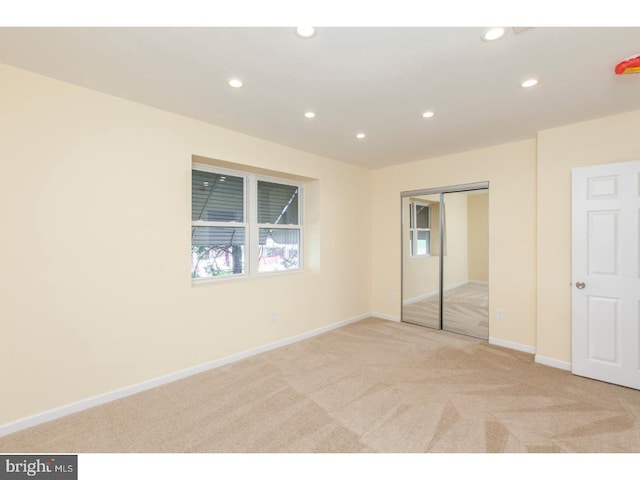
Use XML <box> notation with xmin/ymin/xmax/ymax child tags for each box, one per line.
<box><xmin>615</xmin><ymin>54</ymin><xmax>640</xmax><ymax>75</ymax></box>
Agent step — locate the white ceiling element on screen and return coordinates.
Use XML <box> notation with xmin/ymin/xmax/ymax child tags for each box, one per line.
<box><xmin>1</xmin><ymin>27</ymin><xmax>639</xmax><ymax>169</ymax></box>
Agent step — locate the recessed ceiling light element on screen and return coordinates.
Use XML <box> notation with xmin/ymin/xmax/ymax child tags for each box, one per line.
<box><xmin>521</xmin><ymin>78</ymin><xmax>539</xmax><ymax>88</ymax></box>
<box><xmin>228</xmin><ymin>78</ymin><xmax>243</xmax><ymax>88</ymax></box>
<box><xmin>482</xmin><ymin>27</ymin><xmax>506</xmax><ymax>42</ymax></box>
<box><xmin>356</xmin><ymin>133</ymin><xmax>366</xmax><ymax>139</ymax></box>
<box><xmin>304</xmin><ymin>111</ymin><xmax>316</xmax><ymax>119</ymax></box>
<box><xmin>422</xmin><ymin>111</ymin><xmax>435</xmax><ymax>118</ymax></box>
<box><xmin>295</xmin><ymin>27</ymin><xmax>317</xmax><ymax>39</ymax></box>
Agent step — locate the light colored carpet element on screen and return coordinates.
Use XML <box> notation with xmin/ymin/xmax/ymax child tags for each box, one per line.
<box><xmin>1</xmin><ymin>318</ymin><xmax>640</xmax><ymax>453</ymax></box>
<box><xmin>402</xmin><ymin>282</ymin><xmax>489</xmax><ymax>339</ymax></box>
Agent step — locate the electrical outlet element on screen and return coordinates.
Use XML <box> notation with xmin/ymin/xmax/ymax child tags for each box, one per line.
<box><xmin>496</xmin><ymin>309</ymin><xmax>505</xmax><ymax>321</ymax></box>
<box><xmin>269</xmin><ymin>311</ymin><xmax>277</xmax><ymax>324</ymax></box>
<box><xmin>391</xmin><ymin>292</ymin><xmax>397</xmax><ymax>301</ymax></box>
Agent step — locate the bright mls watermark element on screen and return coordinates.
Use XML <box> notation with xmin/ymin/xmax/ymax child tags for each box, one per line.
<box><xmin>0</xmin><ymin>456</ymin><xmax>77</xmax><ymax>480</ymax></box>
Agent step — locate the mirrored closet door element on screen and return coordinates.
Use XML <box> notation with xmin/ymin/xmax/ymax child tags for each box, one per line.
<box><xmin>401</xmin><ymin>183</ymin><xmax>489</xmax><ymax>340</ymax></box>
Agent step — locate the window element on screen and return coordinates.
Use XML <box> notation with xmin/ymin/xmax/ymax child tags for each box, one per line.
<box><xmin>191</xmin><ymin>165</ymin><xmax>302</xmax><ymax>279</ymax></box>
<box><xmin>257</xmin><ymin>180</ymin><xmax>301</xmax><ymax>273</ymax></box>
<box><xmin>409</xmin><ymin>201</ymin><xmax>431</xmax><ymax>256</ymax></box>
<box><xmin>191</xmin><ymin>170</ymin><xmax>246</xmax><ymax>277</ymax></box>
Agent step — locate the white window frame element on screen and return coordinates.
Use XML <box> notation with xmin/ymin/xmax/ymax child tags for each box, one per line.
<box><xmin>409</xmin><ymin>201</ymin><xmax>431</xmax><ymax>257</ymax></box>
<box><xmin>192</xmin><ymin>163</ymin><xmax>303</xmax><ymax>281</ymax></box>
<box><xmin>253</xmin><ymin>174</ymin><xmax>304</xmax><ymax>275</ymax></box>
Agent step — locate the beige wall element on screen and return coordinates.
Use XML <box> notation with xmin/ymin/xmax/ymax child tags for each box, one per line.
<box><xmin>467</xmin><ymin>193</ymin><xmax>489</xmax><ymax>282</ymax></box>
<box><xmin>536</xmin><ymin>109</ymin><xmax>640</xmax><ymax>363</ymax></box>
<box><xmin>372</xmin><ymin>140</ymin><xmax>538</xmax><ymax>349</ymax></box>
<box><xmin>0</xmin><ymin>64</ymin><xmax>372</xmax><ymax>426</ymax></box>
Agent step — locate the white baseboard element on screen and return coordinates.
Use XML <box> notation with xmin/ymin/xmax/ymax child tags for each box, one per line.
<box><xmin>489</xmin><ymin>337</ymin><xmax>536</xmax><ymax>354</ymax></box>
<box><xmin>535</xmin><ymin>355</ymin><xmax>572</xmax><ymax>371</ymax></box>
<box><xmin>371</xmin><ymin>312</ymin><xmax>401</xmax><ymax>322</ymax></box>
<box><xmin>0</xmin><ymin>313</ymin><xmax>369</xmax><ymax>439</ymax></box>
<box><xmin>486</xmin><ymin>339</ymin><xmax>573</xmax><ymax>372</ymax></box>
<box><xmin>402</xmin><ymin>280</ymin><xmax>474</xmax><ymax>305</ymax></box>
<box><xmin>402</xmin><ymin>290</ymin><xmax>438</xmax><ymax>305</ymax></box>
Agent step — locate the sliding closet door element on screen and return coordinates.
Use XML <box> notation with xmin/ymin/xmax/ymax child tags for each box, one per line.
<box><xmin>401</xmin><ymin>182</ymin><xmax>489</xmax><ymax>339</ymax></box>
<box><xmin>401</xmin><ymin>194</ymin><xmax>442</xmax><ymax>329</ymax></box>
<box><xmin>441</xmin><ymin>190</ymin><xmax>489</xmax><ymax>339</ymax></box>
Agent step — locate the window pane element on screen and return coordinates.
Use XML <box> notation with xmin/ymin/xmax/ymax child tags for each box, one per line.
<box><xmin>191</xmin><ymin>226</ymin><xmax>245</xmax><ymax>277</ymax></box>
<box><xmin>192</xmin><ymin>170</ymin><xmax>244</xmax><ymax>222</ymax></box>
<box><xmin>257</xmin><ymin>181</ymin><xmax>299</xmax><ymax>224</ymax></box>
<box><xmin>416</xmin><ymin>205</ymin><xmax>430</xmax><ymax>229</ymax></box>
<box><xmin>416</xmin><ymin>230</ymin><xmax>430</xmax><ymax>255</ymax></box>
<box><xmin>409</xmin><ymin>203</ymin><xmax>415</xmax><ymax>229</ymax></box>
<box><xmin>258</xmin><ymin>228</ymin><xmax>300</xmax><ymax>272</ymax></box>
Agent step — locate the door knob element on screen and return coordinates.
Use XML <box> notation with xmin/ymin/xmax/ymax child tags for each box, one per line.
<box><xmin>576</xmin><ymin>281</ymin><xmax>586</xmax><ymax>289</ymax></box>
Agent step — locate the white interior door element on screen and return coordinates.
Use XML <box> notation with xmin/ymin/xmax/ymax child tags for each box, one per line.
<box><xmin>572</xmin><ymin>160</ymin><xmax>640</xmax><ymax>389</ymax></box>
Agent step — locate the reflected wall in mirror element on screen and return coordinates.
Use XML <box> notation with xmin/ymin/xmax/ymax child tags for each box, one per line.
<box><xmin>402</xmin><ymin>194</ymin><xmax>441</xmax><ymax>329</ymax></box>
<box><xmin>441</xmin><ymin>190</ymin><xmax>489</xmax><ymax>339</ymax></box>
<box><xmin>401</xmin><ymin>186</ymin><xmax>489</xmax><ymax>340</ymax></box>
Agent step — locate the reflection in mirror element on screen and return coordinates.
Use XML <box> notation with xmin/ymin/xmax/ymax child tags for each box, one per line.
<box><xmin>401</xmin><ymin>188</ymin><xmax>489</xmax><ymax>340</ymax></box>
<box><xmin>441</xmin><ymin>190</ymin><xmax>489</xmax><ymax>339</ymax></box>
<box><xmin>402</xmin><ymin>194</ymin><xmax>441</xmax><ymax>329</ymax></box>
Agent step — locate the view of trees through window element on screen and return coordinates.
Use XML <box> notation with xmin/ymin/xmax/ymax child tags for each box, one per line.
<box><xmin>191</xmin><ymin>167</ymin><xmax>302</xmax><ymax>278</ymax></box>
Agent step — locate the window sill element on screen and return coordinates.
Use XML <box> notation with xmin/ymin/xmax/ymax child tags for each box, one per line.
<box><xmin>191</xmin><ymin>268</ymin><xmax>305</xmax><ymax>286</ymax></box>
